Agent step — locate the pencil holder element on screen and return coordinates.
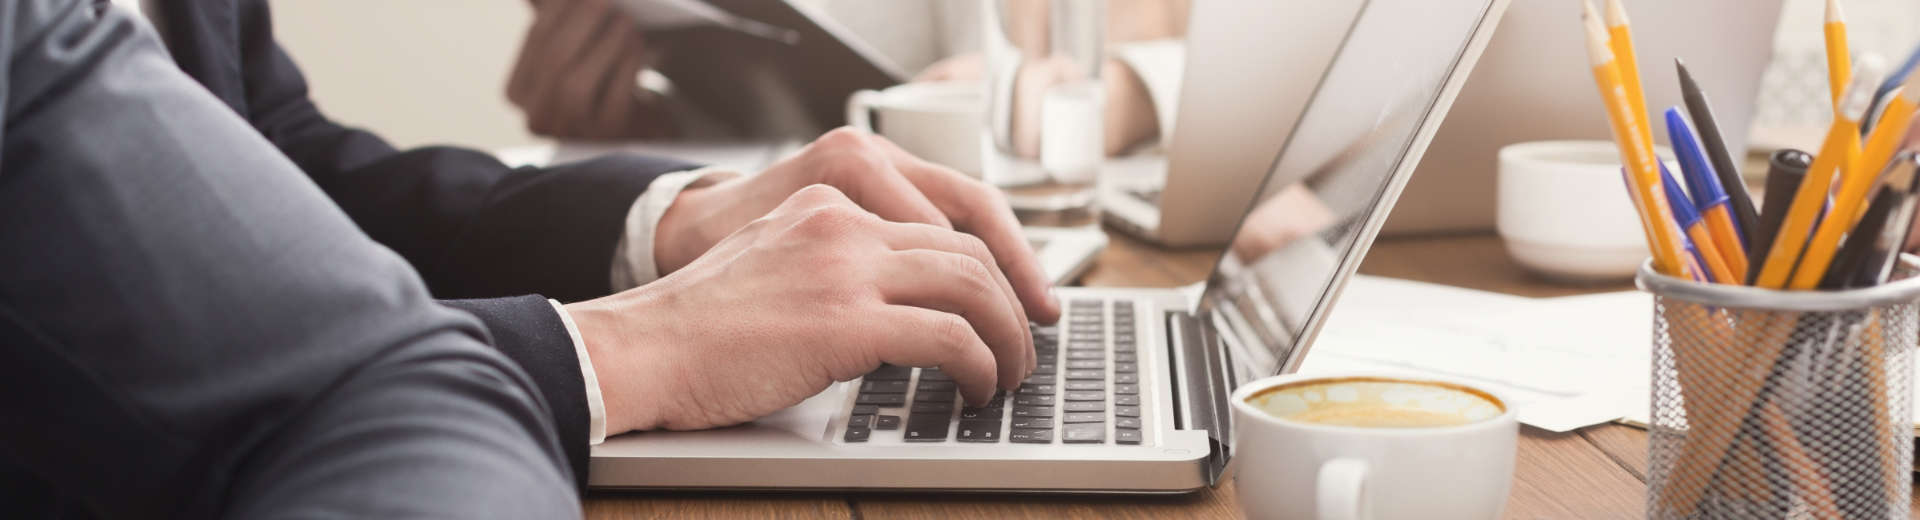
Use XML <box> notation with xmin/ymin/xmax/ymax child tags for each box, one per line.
<box><xmin>1638</xmin><ymin>257</ymin><xmax>1920</xmax><ymax>519</ymax></box>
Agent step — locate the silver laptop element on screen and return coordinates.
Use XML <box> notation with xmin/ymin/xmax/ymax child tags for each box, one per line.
<box><xmin>589</xmin><ymin>0</ymin><xmax>1510</xmax><ymax>493</ymax></box>
<box><xmin>1099</xmin><ymin>2</ymin><xmax>1365</xmax><ymax>248</ymax></box>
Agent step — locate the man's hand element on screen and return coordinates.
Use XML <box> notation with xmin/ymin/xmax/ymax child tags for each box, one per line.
<box><xmin>507</xmin><ymin>0</ymin><xmax>673</xmax><ymax>139</ymax></box>
<box><xmin>568</xmin><ymin>186</ymin><xmax>1037</xmax><ymax>432</ymax></box>
<box><xmin>656</xmin><ymin>128</ymin><xmax>1061</xmax><ymax>324</ymax></box>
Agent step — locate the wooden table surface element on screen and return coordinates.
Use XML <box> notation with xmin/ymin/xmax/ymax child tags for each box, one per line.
<box><xmin>580</xmin><ymin>231</ymin><xmax>1904</xmax><ymax>518</ymax></box>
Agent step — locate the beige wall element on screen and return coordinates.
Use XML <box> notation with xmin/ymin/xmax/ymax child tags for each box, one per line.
<box><xmin>269</xmin><ymin>1</ymin><xmax>541</xmax><ymax>150</ymax></box>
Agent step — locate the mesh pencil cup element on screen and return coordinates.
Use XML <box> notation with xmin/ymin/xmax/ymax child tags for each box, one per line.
<box><xmin>1637</xmin><ymin>257</ymin><xmax>1920</xmax><ymax>519</ymax></box>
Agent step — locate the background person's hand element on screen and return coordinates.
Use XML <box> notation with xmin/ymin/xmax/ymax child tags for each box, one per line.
<box><xmin>656</xmin><ymin>128</ymin><xmax>1061</xmax><ymax>324</ymax></box>
<box><xmin>508</xmin><ymin>0</ymin><xmax>673</xmax><ymax>139</ymax></box>
<box><xmin>567</xmin><ymin>186</ymin><xmax>1036</xmax><ymax>432</ymax></box>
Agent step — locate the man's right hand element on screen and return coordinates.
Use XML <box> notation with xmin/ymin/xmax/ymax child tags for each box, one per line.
<box><xmin>566</xmin><ymin>185</ymin><xmax>1037</xmax><ymax>434</ymax></box>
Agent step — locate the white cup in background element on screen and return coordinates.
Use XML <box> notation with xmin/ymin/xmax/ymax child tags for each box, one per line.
<box><xmin>1230</xmin><ymin>373</ymin><xmax>1518</xmax><ymax>520</ymax></box>
<box><xmin>1498</xmin><ymin>140</ymin><xmax>1668</xmax><ymax>282</ymax></box>
<box><xmin>845</xmin><ymin>81</ymin><xmax>986</xmax><ymax>176</ymax></box>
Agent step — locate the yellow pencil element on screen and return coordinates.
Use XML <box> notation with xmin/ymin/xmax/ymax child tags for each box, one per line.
<box><xmin>1826</xmin><ymin>0</ymin><xmax>1852</xmax><ymax>109</ymax></box>
<box><xmin>1584</xmin><ymin>1</ymin><xmax>1690</xmax><ymax>277</ymax></box>
<box><xmin>1605</xmin><ymin>0</ymin><xmax>1654</xmax><ymax>146</ymax></box>
<box><xmin>1794</xmin><ymin>61</ymin><xmax>1914</xmax><ymax>289</ymax></box>
<box><xmin>1757</xmin><ymin>66</ymin><xmax>1878</xmax><ymax>289</ymax></box>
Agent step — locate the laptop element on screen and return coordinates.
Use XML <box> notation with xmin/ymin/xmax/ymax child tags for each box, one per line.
<box><xmin>588</xmin><ymin>0</ymin><xmax>1510</xmax><ymax>492</ymax></box>
<box><xmin>1097</xmin><ymin>1</ymin><xmax>1366</xmax><ymax>248</ymax></box>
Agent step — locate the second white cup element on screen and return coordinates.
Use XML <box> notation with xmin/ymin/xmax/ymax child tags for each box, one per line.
<box><xmin>845</xmin><ymin>81</ymin><xmax>986</xmax><ymax>176</ymax></box>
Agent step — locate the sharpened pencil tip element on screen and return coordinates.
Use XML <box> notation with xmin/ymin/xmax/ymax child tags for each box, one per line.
<box><xmin>1828</xmin><ymin>0</ymin><xmax>1845</xmax><ymax>23</ymax></box>
<box><xmin>1605</xmin><ymin>0</ymin><xmax>1630</xmax><ymax>27</ymax></box>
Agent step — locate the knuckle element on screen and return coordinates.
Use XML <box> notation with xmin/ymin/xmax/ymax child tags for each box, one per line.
<box><xmin>791</xmin><ymin>203</ymin><xmax>867</xmax><ymax>238</ymax></box>
<box><xmin>789</xmin><ymin>184</ymin><xmax>851</xmax><ymax>207</ymax></box>
<box><xmin>932</xmin><ymin>314</ymin><xmax>975</xmax><ymax>355</ymax></box>
<box><xmin>817</xmin><ymin>126</ymin><xmax>872</xmax><ymax>149</ymax></box>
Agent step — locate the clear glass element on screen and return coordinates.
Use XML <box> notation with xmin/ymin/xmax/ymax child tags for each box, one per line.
<box><xmin>981</xmin><ymin>0</ymin><xmax>1107</xmax><ymax>225</ymax></box>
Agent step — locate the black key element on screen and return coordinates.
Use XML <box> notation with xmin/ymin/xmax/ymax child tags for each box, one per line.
<box><xmin>1021</xmin><ymin>375</ymin><xmax>1053</xmax><ymax>386</ymax></box>
<box><xmin>856</xmin><ymin>394</ymin><xmax>906</xmax><ymax>407</ymax></box>
<box><xmin>1116</xmin><ymin>384</ymin><xmax>1140</xmax><ymax>395</ymax></box>
<box><xmin>861</xmin><ymin>380</ymin><xmax>909</xmax><ymax>394</ymax></box>
<box><xmin>1034</xmin><ymin>353</ymin><xmax>1058</xmax><ymax>364</ymax></box>
<box><xmin>916</xmin><ymin>380</ymin><xmax>956</xmax><ymax>392</ymax></box>
<box><xmin>1114</xmin><ymin>334</ymin><xmax>1135</xmax><ymax>344</ymax></box>
<box><xmin>852</xmin><ymin>405</ymin><xmax>879</xmax><ymax>416</ymax></box>
<box><xmin>876</xmin><ymin>415</ymin><xmax>901</xmax><ymax>430</ymax></box>
<box><xmin>1010</xmin><ymin>416</ymin><xmax>1054</xmax><ymax>429</ymax></box>
<box><xmin>903</xmin><ymin>414</ymin><xmax>951</xmax><ymax>442</ymax></box>
<box><xmin>1016</xmin><ymin>384</ymin><xmax>1056</xmax><ymax>395</ymax></box>
<box><xmin>1116</xmin><ymin>417</ymin><xmax>1142</xmax><ymax>429</ymax></box>
<box><xmin>844</xmin><ymin>426</ymin><xmax>872</xmax><ymax>442</ymax></box>
<box><xmin>916</xmin><ymin>391</ymin><xmax>956</xmax><ymax>402</ymax></box>
<box><xmin>919</xmin><ymin>369</ymin><xmax>953</xmax><ymax>381</ymax></box>
<box><xmin>959</xmin><ymin>407</ymin><xmax>1003</xmax><ymax>420</ymax></box>
<box><xmin>1014</xmin><ymin>394</ymin><xmax>1056</xmax><ymax>406</ymax></box>
<box><xmin>911</xmin><ymin>401</ymin><xmax>955</xmax><ymax>414</ymax></box>
<box><xmin>1114</xmin><ymin>353</ymin><xmax>1137</xmax><ymax>363</ymax></box>
<box><xmin>1115</xmin><ymin>395</ymin><xmax>1141</xmax><ymax>406</ymax></box>
<box><xmin>1115</xmin><ymin>406</ymin><xmax>1141</xmax><ymax>417</ymax></box>
<box><xmin>1115</xmin><ymin>363</ymin><xmax>1137</xmax><ymax>373</ymax></box>
<box><xmin>1063</xmin><ymin>423</ymin><xmax>1106</xmax><ymax>444</ymax></box>
<box><xmin>1010</xmin><ymin>428</ymin><xmax>1054</xmax><ymax>443</ymax></box>
<box><xmin>1012</xmin><ymin>406</ymin><xmax>1056</xmax><ymax>417</ymax></box>
<box><xmin>1033</xmin><ymin>363</ymin><xmax>1057</xmax><ymax>375</ymax></box>
<box><xmin>956</xmin><ymin>420</ymin><xmax>1002</xmax><ymax>443</ymax></box>
<box><xmin>866</xmin><ymin>365</ymin><xmax>913</xmax><ymax>381</ymax></box>
<box><xmin>1065</xmin><ymin>401</ymin><xmax>1105</xmax><ymax>412</ymax></box>
<box><xmin>1116</xmin><ymin>429</ymin><xmax>1142</xmax><ymax>445</ymax></box>
<box><xmin>1067</xmin><ymin>350</ymin><xmax>1104</xmax><ymax>360</ymax></box>
<box><xmin>1115</xmin><ymin>373</ymin><xmax>1139</xmax><ymax>384</ymax></box>
<box><xmin>1063</xmin><ymin>412</ymin><xmax>1105</xmax><ymax>424</ymax></box>
<box><xmin>987</xmin><ymin>391</ymin><xmax>1008</xmax><ymax>406</ymax></box>
<box><xmin>1065</xmin><ymin>381</ymin><xmax>1105</xmax><ymax>391</ymax></box>
<box><xmin>1066</xmin><ymin>360</ymin><xmax>1104</xmax><ymax>370</ymax></box>
<box><xmin>1064</xmin><ymin>391</ymin><xmax>1104</xmax><ymax>401</ymax></box>
<box><xmin>848</xmin><ymin>415</ymin><xmax>874</xmax><ymax>428</ymax></box>
<box><xmin>1065</xmin><ymin>370</ymin><xmax>1104</xmax><ymax>380</ymax></box>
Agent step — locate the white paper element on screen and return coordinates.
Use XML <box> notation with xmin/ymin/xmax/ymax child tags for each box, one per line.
<box><xmin>1303</xmin><ymin>276</ymin><xmax>1652</xmax><ymax>432</ymax></box>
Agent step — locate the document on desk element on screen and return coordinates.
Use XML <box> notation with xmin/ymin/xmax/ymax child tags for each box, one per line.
<box><xmin>1301</xmin><ymin>276</ymin><xmax>1652</xmax><ymax>432</ymax></box>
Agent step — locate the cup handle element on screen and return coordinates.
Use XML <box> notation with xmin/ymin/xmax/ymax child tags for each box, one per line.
<box><xmin>1317</xmin><ymin>458</ymin><xmax>1370</xmax><ymax>520</ymax></box>
<box><xmin>845</xmin><ymin>89</ymin><xmax>880</xmax><ymax>132</ymax></box>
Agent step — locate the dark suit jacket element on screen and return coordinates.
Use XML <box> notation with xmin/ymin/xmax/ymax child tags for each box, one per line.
<box><xmin>2</xmin><ymin>0</ymin><xmax>583</xmax><ymax>516</ymax></box>
<box><xmin>150</xmin><ymin>0</ymin><xmax>699</xmax><ymax>489</ymax></box>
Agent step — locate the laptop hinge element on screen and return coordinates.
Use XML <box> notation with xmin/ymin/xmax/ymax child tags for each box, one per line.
<box><xmin>1167</xmin><ymin>309</ymin><xmax>1233</xmax><ymax>487</ymax></box>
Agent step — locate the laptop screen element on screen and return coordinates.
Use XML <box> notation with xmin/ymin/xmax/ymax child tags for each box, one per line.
<box><xmin>1190</xmin><ymin>0</ymin><xmax>1505</xmax><ymax>384</ymax></box>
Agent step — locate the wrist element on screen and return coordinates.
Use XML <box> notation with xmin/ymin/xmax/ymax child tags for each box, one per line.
<box><xmin>653</xmin><ymin>183</ymin><xmax>718</xmax><ymax>276</ymax></box>
<box><xmin>565</xmin><ymin>293</ymin><xmax>679</xmax><ymax>434</ymax></box>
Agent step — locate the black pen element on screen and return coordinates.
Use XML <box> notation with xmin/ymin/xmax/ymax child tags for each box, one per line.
<box><xmin>1678</xmin><ymin>59</ymin><xmax>1762</xmax><ymax>250</ymax></box>
<box><xmin>1748</xmin><ymin>149</ymin><xmax>1813</xmax><ymax>284</ymax></box>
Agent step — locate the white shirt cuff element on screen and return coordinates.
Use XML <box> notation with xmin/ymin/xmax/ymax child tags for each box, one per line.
<box><xmin>610</xmin><ymin>167</ymin><xmax>745</xmax><ymax>291</ymax></box>
<box><xmin>548</xmin><ymin>299</ymin><xmax>607</xmax><ymax>445</ymax></box>
<box><xmin>1112</xmin><ymin>39</ymin><xmax>1186</xmax><ymax>146</ymax></box>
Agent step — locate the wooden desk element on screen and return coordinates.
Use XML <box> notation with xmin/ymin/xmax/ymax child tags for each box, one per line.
<box><xmin>582</xmin><ymin>232</ymin><xmax>1661</xmax><ymax>518</ymax></box>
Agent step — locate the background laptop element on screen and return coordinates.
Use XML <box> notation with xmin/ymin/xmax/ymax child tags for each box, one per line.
<box><xmin>588</xmin><ymin>0</ymin><xmax>1510</xmax><ymax>492</ymax></box>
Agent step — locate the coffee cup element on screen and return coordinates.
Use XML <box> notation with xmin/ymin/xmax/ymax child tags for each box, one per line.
<box><xmin>1229</xmin><ymin>373</ymin><xmax>1518</xmax><ymax>520</ymax></box>
<box><xmin>845</xmin><ymin>81</ymin><xmax>986</xmax><ymax>176</ymax></box>
<box><xmin>1497</xmin><ymin>140</ymin><xmax>1675</xmax><ymax>282</ymax></box>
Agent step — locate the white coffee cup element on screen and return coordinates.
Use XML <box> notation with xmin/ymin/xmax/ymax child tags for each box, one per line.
<box><xmin>845</xmin><ymin>81</ymin><xmax>986</xmax><ymax>176</ymax></box>
<box><xmin>1497</xmin><ymin>140</ymin><xmax>1673</xmax><ymax>282</ymax></box>
<box><xmin>1230</xmin><ymin>373</ymin><xmax>1518</xmax><ymax>520</ymax></box>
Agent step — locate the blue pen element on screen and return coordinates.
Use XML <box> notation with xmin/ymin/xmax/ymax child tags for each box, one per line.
<box><xmin>1666</xmin><ymin>107</ymin><xmax>1750</xmax><ymax>276</ymax></box>
<box><xmin>1660</xmin><ymin>164</ymin><xmax>1737</xmax><ymax>283</ymax></box>
<box><xmin>1621</xmin><ymin>167</ymin><xmax>1707</xmax><ymax>282</ymax></box>
<box><xmin>1866</xmin><ymin>42</ymin><xmax>1920</xmax><ymax>135</ymax></box>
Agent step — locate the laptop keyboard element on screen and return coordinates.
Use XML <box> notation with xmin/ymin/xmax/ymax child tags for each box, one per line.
<box><xmin>842</xmin><ymin>299</ymin><xmax>1143</xmax><ymax>445</ymax></box>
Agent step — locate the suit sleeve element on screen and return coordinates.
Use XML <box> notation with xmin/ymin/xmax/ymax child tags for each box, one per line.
<box><xmin>442</xmin><ymin>296</ymin><xmax>597</xmax><ymax>490</ymax></box>
<box><xmin>0</xmin><ymin>1</ymin><xmax>577</xmax><ymax>517</ymax></box>
<box><xmin>231</xmin><ymin>0</ymin><xmax>696</xmax><ymax>302</ymax></box>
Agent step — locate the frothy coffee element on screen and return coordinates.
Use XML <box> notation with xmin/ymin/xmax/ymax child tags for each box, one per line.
<box><xmin>1245</xmin><ymin>378</ymin><xmax>1503</xmax><ymax>428</ymax></box>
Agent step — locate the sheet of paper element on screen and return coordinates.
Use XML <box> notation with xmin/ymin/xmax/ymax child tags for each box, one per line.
<box><xmin>1303</xmin><ymin>276</ymin><xmax>1652</xmax><ymax>432</ymax></box>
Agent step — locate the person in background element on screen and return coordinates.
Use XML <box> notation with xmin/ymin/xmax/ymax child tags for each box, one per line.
<box><xmin>508</xmin><ymin>0</ymin><xmax>1189</xmax><ymax>155</ymax></box>
<box><xmin>5</xmin><ymin>0</ymin><xmax>1053</xmax><ymax>514</ymax></box>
